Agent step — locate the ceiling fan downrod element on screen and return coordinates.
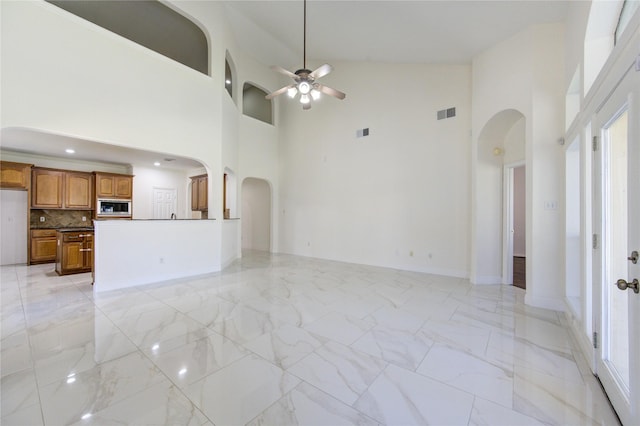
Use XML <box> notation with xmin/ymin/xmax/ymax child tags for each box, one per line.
<box><xmin>264</xmin><ymin>0</ymin><xmax>346</xmax><ymax>109</ymax></box>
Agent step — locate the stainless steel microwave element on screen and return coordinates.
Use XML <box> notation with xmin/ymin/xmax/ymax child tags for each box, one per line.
<box><xmin>97</xmin><ymin>199</ymin><xmax>132</xmax><ymax>217</ymax></box>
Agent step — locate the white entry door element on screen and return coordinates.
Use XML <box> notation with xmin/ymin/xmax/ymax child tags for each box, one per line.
<box><xmin>593</xmin><ymin>65</ymin><xmax>640</xmax><ymax>426</ymax></box>
<box><xmin>153</xmin><ymin>188</ymin><xmax>177</xmax><ymax>219</ymax></box>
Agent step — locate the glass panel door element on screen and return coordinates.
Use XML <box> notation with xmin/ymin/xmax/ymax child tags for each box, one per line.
<box><xmin>594</xmin><ymin>66</ymin><xmax>639</xmax><ymax>426</ymax></box>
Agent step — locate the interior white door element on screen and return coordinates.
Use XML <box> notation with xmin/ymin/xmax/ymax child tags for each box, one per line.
<box><xmin>153</xmin><ymin>188</ymin><xmax>177</xmax><ymax>219</ymax></box>
<box><xmin>593</xmin><ymin>65</ymin><xmax>639</xmax><ymax>426</ymax></box>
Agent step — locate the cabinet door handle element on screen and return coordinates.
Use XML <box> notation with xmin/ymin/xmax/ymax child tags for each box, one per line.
<box><xmin>79</xmin><ymin>249</ymin><xmax>92</xmax><ymax>252</ymax></box>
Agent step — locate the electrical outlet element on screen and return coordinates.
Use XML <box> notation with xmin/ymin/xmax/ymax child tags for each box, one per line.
<box><xmin>82</xmin><ymin>216</ymin><xmax>87</xmax><ymax>222</ymax></box>
<box><xmin>40</xmin><ymin>216</ymin><xmax>45</xmax><ymax>222</ymax></box>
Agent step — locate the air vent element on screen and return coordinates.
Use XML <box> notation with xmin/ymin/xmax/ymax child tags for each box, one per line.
<box><xmin>356</xmin><ymin>128</ymin><xmax>370</xmax><ymax>138</ymax></box>
<box><xmin>437</xmin><ymin>107</ymin><xmax>456</xmax><ymax>120</ymax></box>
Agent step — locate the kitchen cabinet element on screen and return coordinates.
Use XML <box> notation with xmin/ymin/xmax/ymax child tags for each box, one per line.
<box><xmin>95</xmin><ymin>173</ymin><xmax>133</xmax><ymax>199</ymax></box>
<box><xmin>32</xmin><ymin>168</ymin><xmax>63</xmax><ymax>208</ymax></box>
<box><xmin>30</xmin><ymin>229</ymin><xmax>58</xmax><ymax>264</ymax></box>
<box><xmin>31</xmin><ymin>168</ymin><xmax>93</xmax><ymax>210</ymax></box>
<box><xmin>64</xmin><ymin>172</ymin><xmax>94</xmax><ymax>209</ymax></box>
<box><xmin>0</xmin><ymin>161</ymin><xmax>31</xmax><ymax>190</ymax></box>
<box><xmin>190</xmin><ymin>174</ymin><xmax>208</xmax><ymax>211</ymax></box>
<box><xmin>56</xmin><ymin>230</ymin><xmax>93</xmax><ymax>275</ymax></box>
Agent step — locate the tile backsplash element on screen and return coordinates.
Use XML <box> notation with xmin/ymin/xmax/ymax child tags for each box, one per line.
<box><xmin>30</xmin><ymin>210</ymin><xmax>93</xmax><ymax>229</ymax></box>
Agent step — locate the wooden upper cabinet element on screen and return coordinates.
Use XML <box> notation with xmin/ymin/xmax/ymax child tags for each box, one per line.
<box><xmin>32</xmin><ymin>168</ymin><xmax>94</xmax><ymax>209</ymax></box>
<box><xmin>190</xmin><ymin>174</ymin><xmax>208</xmax><ymax>211</ymax></box>
<box><xmin>197</xmin><ymin>176</ymin><xmax>208</xmax><ymax>210</ymax></box>
<box><xmin>0</xmin><ymin>161</ymin><xmax>31</xmax><ymax>190</ymax></box>
<box><xmin>32</xmin><ymin>168</ymin><xmax>64</xmax><ymax>208</ymax></box>
<box><xmin>114</xmin><ymin>175</ymin><xmax>132</xmax><ymax>198</ymax></box>
<box><xmin>65</xmin><ymin>172</ymin><xmax>93</xmax><ymax>209</ymax></box>
<box><xmin>95</xmin><ymin>173</ymin><xmax>133</xmax><ymax>199</ymax></box>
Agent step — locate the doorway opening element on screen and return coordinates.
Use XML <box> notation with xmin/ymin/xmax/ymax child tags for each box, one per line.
<box><xmin>507</xmin><ymin>164</ymin><xmax>526</xmax><ymax>289</ymax></box>
<box><xmin>241</xmin><ymin>178</ymin><xmax>271</xmax><ymax>252</ymax></box>
<box><xmin>474</xmin><ymin>109</ymin><xmax>526</xmax><ymax>287</ymax></box>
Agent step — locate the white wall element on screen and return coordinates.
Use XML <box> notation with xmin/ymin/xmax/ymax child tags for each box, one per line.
<box><xmin>131</xmin><ymin>166</ymin><xmax>191</xmax><ymax>219</ymax></box>
<box><xmin>1</xmin><ymin>0</ymin><xmax>245</xmax><ymax>271</ymax></box>
<box><xmin>1</xmin><ymin>2</ymin><xmax>220</xmax><ymax>167</ymax></box>
<box><xmin>93</xmin><ymin>219</ymin><xmax>219</xmax><ymax>291</ymax></box>
<box><xmin>472</xmin><ymin>23</ymin><xmax>566</xmax><ymax>310</ymax></box>
<box><xmin>278</xmin><ymin>61</ymin><xmax>471</xmax><ymax>277</ymax></box>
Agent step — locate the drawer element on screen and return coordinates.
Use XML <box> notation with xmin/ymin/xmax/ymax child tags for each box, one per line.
<box><xmin>31</xmin><ymin>229</ymin><xmax>57</xmax><ymax>238</ymax></box>
<box><xmin>62</xmin><ymin>232</ymin><xmax>93</xmax><ymax>242</ymax></box>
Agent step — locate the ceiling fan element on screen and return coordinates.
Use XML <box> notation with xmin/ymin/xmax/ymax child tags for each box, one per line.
<box><xmin>265</xmin><ymin>0</ymin><xmax>346</xmax><ymax>110</ymax></box>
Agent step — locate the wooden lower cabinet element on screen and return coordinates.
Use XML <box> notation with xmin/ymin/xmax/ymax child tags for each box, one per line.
<box><xmin>30</xmin><ymin>229</ymin><xmax>58</xmax><ymax>264</ymax></box>
<box><xmin>56</xmin><ymin>231</ymin><xmax>93</xmax><ymax>275</ymax></box>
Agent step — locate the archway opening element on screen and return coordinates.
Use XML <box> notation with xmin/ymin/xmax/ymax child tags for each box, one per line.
<box><xmin>241</xmin><ymin>177</ymin><xmax>271</xmax><ymax>252</ymax></box>
<box><xmin>474</xmin><ymin>109</ymin><xmax>526</xmax><ymax>286</ymax></box>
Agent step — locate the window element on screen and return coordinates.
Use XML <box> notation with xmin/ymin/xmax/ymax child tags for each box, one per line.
<box><xmin>242</xmin><ymin>83</ymin><xmax>273</xmax><ymax>124</ymax></box>
<box><xmin>225</xmin><ymin>60</ymin><xmax>233</xmax><ymax>98</ymax></box>
<box><xmin>615</xmin><ymin>0</ymin><xmax>640</xmax><ymax>44</ymax></box>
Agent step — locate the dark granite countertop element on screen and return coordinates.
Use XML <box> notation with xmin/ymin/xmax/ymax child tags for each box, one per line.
<box><xmin>55</xmin><ymin>227</ymin><xmax>95</xmax><ymax>233</ymax></box>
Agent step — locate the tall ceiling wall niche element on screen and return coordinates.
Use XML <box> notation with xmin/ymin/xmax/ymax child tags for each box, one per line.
<box><xmin>242</xmin><ymin>83</ymin><xmax>273</xmax><ymax>125</ymax></box>
<box><xmin>46</xmin><ymin>0</ymin><xmax>209</xmax><ymax>75</ymax></box>
<box><xmin>225</xmin><ymin>51</ymin><xmax>236</xmax><ymax>101</ymax></box>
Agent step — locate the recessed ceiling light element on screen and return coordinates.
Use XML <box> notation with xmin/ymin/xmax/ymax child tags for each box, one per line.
<box><xmin>154</xmin><ymin>162</ymin><xmax>161</xmax><ymax>167</ymax></box>
<box><xmin>65</xmin><ymin>148</ymin><xmax>75</xmax><ymax>154</ymax></box>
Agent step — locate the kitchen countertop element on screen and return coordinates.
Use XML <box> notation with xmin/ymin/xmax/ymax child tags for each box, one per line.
<box><xmin>55</xmin><ymin>227</ymin><xmax>95</xmax><ymax>232</ymax></box>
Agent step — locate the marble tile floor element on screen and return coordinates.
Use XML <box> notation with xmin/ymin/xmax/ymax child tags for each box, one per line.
<box><xmin>1</xmin><ymin>251</ymin><xmax>620</xmax><ymax>425</ymax></box>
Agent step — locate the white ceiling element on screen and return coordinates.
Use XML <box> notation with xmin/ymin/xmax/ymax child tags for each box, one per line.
<box><xmin>1</xmin><ymin>1</ymin><xmax>570</xmax><ymax>169</ymax></box>
<box><xmin>222</xmin><ymin>0</ymin><xmax>570</xmax><ymax>68</ymax></box>
<box><xmin>0</xmin><ymin>128</ymin><xmax>203</xmax><ymax>171</ymax></box>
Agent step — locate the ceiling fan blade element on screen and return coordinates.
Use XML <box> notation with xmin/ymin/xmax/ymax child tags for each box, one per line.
<box><xmin>271</xmin><ymin>65</ymin><xmax>298</xmax><ymax>79</ymax></box>
<box><xmin>302</xmin><ymin>102</ymin><xmax>311</xmax><ymax>110</ymax></box>
<box><xmin>316</xmin><ymin>84</ymin><xmax>346</xmax><ymax>100</ymax></box>
<box><xmin>265</xmin><ymin>84</ymin><xmax>294</xmax><ymax>100</ymax></box>
<box><xmin>309</xmin><ymin>64</ymin><xmax>333</xmax><ymax>80</ymax></box>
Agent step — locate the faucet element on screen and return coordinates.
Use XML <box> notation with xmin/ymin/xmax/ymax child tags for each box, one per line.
<box><xmin>170</xmin><ymin>213</ymin><xmax>176</xmax><ymax>220</ymax></box>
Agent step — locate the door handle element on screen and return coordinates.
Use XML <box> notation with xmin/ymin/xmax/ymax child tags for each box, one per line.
<box><xmin>628</xmin><ymin>250</ymin><xmax>639</xmax><ymax>264</ymax></box>
<box><xmin>616</xmin><ymin>278</ymin><xmax>639</xmax><ymax>294</ymax></box>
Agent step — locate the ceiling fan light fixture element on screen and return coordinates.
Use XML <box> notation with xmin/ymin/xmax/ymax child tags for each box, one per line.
<box><xmin>265</xmin><ymin>0</ymin><xmax>346</xmax><ymax>109</ymax></box>
<box><xmin>298</xmin><ymin>81</ymin><xmax>311</xmax><ymax>95</ymax></box>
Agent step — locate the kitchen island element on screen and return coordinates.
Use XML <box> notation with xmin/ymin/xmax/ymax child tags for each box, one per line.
<box><xmin>92</xmin><ymin>219</ymin><xmax>219</xmax><ymax>293</ymax></box>
<box><xmin>55</xmin><ymin>227</ymin><xmax>94</xmax><ymax>275</ymax></box>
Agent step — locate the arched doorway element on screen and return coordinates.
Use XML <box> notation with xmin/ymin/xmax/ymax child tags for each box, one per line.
<box><xmin>472</xmin><ymin>109</ymin><xmax>526</xmax><ymax>287</ymax></box>
<box><xmin>241</xmin><ymin>178</ymin><xmax>271</xmax><ymax>252</ymax></box>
